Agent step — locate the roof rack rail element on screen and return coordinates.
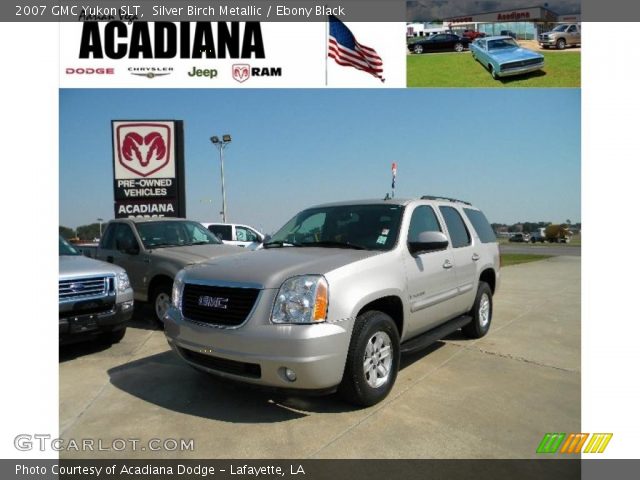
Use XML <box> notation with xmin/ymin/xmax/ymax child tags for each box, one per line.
<box><xmin>420</xmin><ymin>195</ymin><xmax>472</xmax><ymax>205</ymax></box>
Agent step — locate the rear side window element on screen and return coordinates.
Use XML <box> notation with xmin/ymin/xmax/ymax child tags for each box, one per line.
<box><xmin>439</xmin><ymin>206</ymin><xmax>471</xmax><ymax>248</ymax></box>
<box><xmin>463</xmin><ymin>208</ymin><xmax>497</xmax><ymax>243</ymax></box>
<box><xmin>208</xmin><ymin>225</ymin><xmax>232</xmax><ymax>241</ymax></box>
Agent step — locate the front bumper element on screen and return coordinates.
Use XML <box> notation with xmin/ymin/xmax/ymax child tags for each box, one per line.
<box><xmin>59</xmin><ymin>300</ymin><xmax>134</xmax><ymax>343</ymax></box>
<box><xmin>538</xmin><ymin>39</ymin><xmax>556</xmax><ymax>46</ymax></box>
<box><xmin>164</xmin><ymin>304</ymin><xmax>351</xmax><ymax>391</ymax></box>
<box><xmin>497</xmin><ymin>62</ymin><xmax>544</xmax><ymax>77</ymax></box>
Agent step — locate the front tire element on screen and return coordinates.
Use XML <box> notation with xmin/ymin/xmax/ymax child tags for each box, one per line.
<box><xmin>413</xmin><ymin>44</ymin><xmax>423</xmax><ymax>54</ymax></box>
<box><xmin>462</xmin><ymin>282</ymin><xmax>493</xmax><ymax>339</ymax></box>
<box><xmin>556</xmin><ymin>38</ymin><xmax>566</xmax><ymax>50</ymax></box>
<box><xmin>151</xmin><ymin>281</ymin><xmax>172</xmax><ymax>326</ymax></box>
<box><xmin>339</xmin><ymin>311</ymin><xmax>400</xmax><ymax>407</ymax></box>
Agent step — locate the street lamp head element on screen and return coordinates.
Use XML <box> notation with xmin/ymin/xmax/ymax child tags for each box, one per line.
<box><xmin>222</xmin><ymin>134</ymin><xmax>232</xmax><ymax>143</ymax></box>
<box><xmin>210</xmin><ymin>136</ymin><xmax>220</xmax><ymax>144</ymax></box>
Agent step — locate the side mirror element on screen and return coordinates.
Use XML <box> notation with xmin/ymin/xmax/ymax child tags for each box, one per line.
<box><xmin>408</xmin><ymin>231</ymin><xmax>449</xmax><ymax>255</ymax></box>
<box><xmin>262</xmin><ymin>234</ymin><xmax>272</xmax><ymax>244</ymax></box>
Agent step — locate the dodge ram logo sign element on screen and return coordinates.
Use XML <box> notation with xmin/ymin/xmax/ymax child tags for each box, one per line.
<box><xmin>232</xmin><ymin>64</ymin><xmax>250</xmax><ymax>83</ymax></box>
<box><xmin>112</xmin><ymin>120</ymin><xmax>186</xmax><ymax>219</ymax></box>
<box><xmin>115</xmin><ymin>123</ymin><xmax>172</xmax><ymax>178</ymax></box>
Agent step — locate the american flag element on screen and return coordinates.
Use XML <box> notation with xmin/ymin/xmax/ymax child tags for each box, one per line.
<box><xmin>392</xmin><ymin>162</ymin><xmax>397</xmax><ymax>189</ymax></box>
<box><xmin>328</xmin><ymin>16</ymin><xmax>384</xmax><ymax>82</ymax></box>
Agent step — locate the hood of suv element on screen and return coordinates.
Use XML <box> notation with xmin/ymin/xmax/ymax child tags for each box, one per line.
<box><xmin>183</xmin><ymin>247</ymin><xmax>382</xmax><ymax>289</ymax></box>
<box><xmin>149</xmin><ymin>244</ymin><xmax>243</xmax><ymax>266</ymax></box>
<box><xmin>59</xmin><ymin>254</ymin><xmax>124</xmax><ymax>278</ymax></box>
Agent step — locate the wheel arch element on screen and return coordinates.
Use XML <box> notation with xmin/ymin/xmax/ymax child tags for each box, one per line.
<box><xmin>148</xmin><ymin>274</ymin><xmax>174</xmax><ymax>299</ymax></box>
<box><xmin>355</xmin><ymin>295</ymin><xmax>404</xmax><ymax>340</ymax></box>
<box><xmin>479</xmin><ymin>268</ymin><xmax>497</xmax><ymax>294</ymax></box>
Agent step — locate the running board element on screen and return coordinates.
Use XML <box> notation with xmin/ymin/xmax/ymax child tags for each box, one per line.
<box><xmin>400</xmin><ymin>315</ymin><xmax>472</xmax><ymax>355</ymax></box>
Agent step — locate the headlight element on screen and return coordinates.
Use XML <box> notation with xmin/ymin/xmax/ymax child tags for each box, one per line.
<box><xmin>271</xmin><ymin>275</ymin><xmax>328</xmax><ymax>324</ymax></box>
<box><xmin>172</xmin><ymin>270</ymin><xmax>186</xmax><ymax>310</ymax></box>
<box><xmin>117</xmin><ymin>271</ymin><xmax>131</xmax><ymax>293</ymax></box>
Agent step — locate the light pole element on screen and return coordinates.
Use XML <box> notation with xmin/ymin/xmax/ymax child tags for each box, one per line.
<box><xmin>97</xmin><ymin>218</ymin><xmax>104</xmax><ymax>237</ymax></box>
<box><xmin>210</xmin><ymin>134</ymin><xmax>232</xmax><ymax>223</ymax></box>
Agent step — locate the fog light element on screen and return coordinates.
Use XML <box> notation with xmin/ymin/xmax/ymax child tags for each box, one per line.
<box><xmin>284</xmin><ymin>368</ymin><xmax>297</xmax><ymax>382</ymax></box>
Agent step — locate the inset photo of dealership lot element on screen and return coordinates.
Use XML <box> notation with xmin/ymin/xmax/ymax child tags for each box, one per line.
<box><xmin>60</xmin><ymin>88</ymin><xmax>580</xmax><ymax>458</ymax></box>
<box><xmin>406</xmin><ymin>6</ymin><xmax>581</xmax><ymax>87</ymax></box>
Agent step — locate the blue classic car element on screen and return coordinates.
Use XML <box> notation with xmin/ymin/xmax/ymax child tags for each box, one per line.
<box><xmin>470</xmin><ymin>36</ymin><xmax>544</xmax><ymax>79</ymax></box>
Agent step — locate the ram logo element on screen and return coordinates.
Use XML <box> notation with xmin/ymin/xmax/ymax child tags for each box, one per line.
<box><xmin>232</xmin><ymin>64</ymin><xmax>250</xmax><ymax>83</ymax></box>
<box><xmin>198</xmin><ymin>296</ymin><xmax>229</xmax><ymax>309</ymax></box>
<box><xmin>115</xmin><ymin>123</ymin><xmax>172</xmax><ymax>177</ymax></box>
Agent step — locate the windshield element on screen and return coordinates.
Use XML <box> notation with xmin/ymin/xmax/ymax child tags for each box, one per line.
<box><xmin>488</xmin><ymin>38</ymin><xmax>519</xmax><ymax>50</ymax></box>
<box><xmin>135</xmin><ymin>221</ymin><xmax>222</xmax><ymax>248</ymax></box>
<box><xmin>267</xmin><ymin>204</ymin><xmax>404</xmax><ymax>251</ymax></box>
<box><xmin>552</xmin><ymin>25</ymin><xmax>569</xmax><ymax>32</ymax></box>
<box><xmin>59</xmin><ymin>236</ymin><xmax>80</xmax><ymax>256</ymax></box>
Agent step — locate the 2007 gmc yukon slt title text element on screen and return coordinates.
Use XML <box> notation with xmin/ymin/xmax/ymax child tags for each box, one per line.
<box><xmin>165</xmin><ymin>197</ymin><xmax>500</xmax><ymax>406</ymax></box>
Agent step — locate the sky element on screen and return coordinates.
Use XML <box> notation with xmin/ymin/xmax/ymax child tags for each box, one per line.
<box><xmin>59</xmin><ymin>88</ymin><xmax>580</xmax><ymax>232</ymax></box>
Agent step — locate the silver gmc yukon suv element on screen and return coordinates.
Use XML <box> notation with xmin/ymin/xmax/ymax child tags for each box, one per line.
<box><xmin>165</xmin><ymin>197</ymin><xmax>500</xmax><ymax>406</ymax></box>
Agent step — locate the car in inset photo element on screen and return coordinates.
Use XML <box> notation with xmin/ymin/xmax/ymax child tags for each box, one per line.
<box><xmin>408</xmin><ymin>33</ymin><xmax>470</xmax><ymax>54</ymax></box>
<box><xmin>470</xmin><ymin>36</ymin><xmax>544</xmax><ymax>79</ymax></box>
<box><xmin>509</xmin><ymin>233</ymin><xmax>530</xmax><ymax>243</ymax></box>
<box><xmin>538</xmin><ymin>24</ymin><xmax>581</xmax><ymax>50</ymax></box>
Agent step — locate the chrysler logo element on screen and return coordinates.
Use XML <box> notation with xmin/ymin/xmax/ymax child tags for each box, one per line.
<box><xmin>198</xmin><ymin>296</ymin><xmax>229</xmax><ymax>309</ymax></box>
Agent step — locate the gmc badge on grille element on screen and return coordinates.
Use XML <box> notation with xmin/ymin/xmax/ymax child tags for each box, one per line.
<box><xmin>198</xmin><ymin>296</ymin><xmax>229</xmax><ymax>309</ymax></box>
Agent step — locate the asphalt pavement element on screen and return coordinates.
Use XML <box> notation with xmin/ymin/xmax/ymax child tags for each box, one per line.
<box><xmin>59</xmin><ymin>256</ymin><xmax>580</xmax><ymax>459</ymax></box>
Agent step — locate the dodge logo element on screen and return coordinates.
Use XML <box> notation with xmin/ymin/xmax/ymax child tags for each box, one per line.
<box><xmin>232</xmin><ymin>64</ymin><xmax>250</xmax><ymax>83</ymax></box>
<box><xmin>198</xmin><ymin>296</ymin><xmax>229</xmax><ymax>309</ymax></box>
<box><xmin>116</xmin><ymin>123</ymin><xmax>171</xmax><ymax>177</ymax></box>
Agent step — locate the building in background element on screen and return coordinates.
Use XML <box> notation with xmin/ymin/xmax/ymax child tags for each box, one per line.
<box><xmin>407</xmin><ymin>6</ymin><xmax>581</xmax><ymax>41</ymax></box>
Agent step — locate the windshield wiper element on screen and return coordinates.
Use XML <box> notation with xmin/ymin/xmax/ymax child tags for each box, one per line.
<box><xmin>263</xmin><ymin>240</ymin><xmax>301</xmax><ymax>248</ymax></box>
<box><xmin>299</xmin><ymin>241</ymin><xmax>367</xmax><ymax>250</ymax></box>
<box><xmin>186</xmin><ymin>241</ymin><xmax>213</xmax><ymax>246</ymax></box>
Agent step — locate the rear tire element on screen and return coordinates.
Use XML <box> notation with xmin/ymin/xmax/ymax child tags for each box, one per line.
<box><xmin>462</xmin><ymin>282</ymin><xmax>493</xmax><ymax>339</ymax></box>
<box><xmin>454</xmin><ymin>42</ymin><xmax>464</xmax><ymax>52</ymax></box>
<box><xmin>339</xmin><ymin>311</ymin><xmax>400</xmax><ymax>407</ymax></box>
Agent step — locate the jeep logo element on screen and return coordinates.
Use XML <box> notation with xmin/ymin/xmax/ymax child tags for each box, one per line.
<box><xmin>197</xmin><ymin>296</ymin><xmax>229</xmax><ymax>309</ymax></box>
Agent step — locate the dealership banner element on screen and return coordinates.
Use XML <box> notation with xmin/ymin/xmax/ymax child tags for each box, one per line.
<box><xmin>111</xmin><ymin>120</ymin><xmax>186</xmax><ymax>218</ymax></box>
<box><xmin>59</xmin><ymin>21</ymin><xmax>405</xmax><ymax>88</ymax></box>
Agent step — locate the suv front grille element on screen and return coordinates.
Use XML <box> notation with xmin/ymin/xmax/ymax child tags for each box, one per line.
<box><xmin>182</xmin><ymin>284</ymin><xmax>260</xmax><ymax>327</ymax></box>
<box><xmin>59</xmin><ymin>276</ymin><xmax>113</xmax><ymax>302</ymax></box>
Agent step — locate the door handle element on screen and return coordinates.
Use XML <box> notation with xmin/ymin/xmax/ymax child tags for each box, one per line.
<box><xmin>106</xmin><ymin>256</ymin><xmax>114</xmax><ymax>263</ymax></box>
<box><xmin>472</xmin><ymin>253</ymin><xmax>480</xmax><ymax>261</ymax></box>
<box><xmin>443</xmin><ymin>259</ymin><xmax>453</xmax><ymax>269</ymax></box>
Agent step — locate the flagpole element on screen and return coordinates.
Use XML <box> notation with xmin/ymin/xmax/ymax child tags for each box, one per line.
<box><xmin>325</xmin><ymin>16</ymin><xmax>329</xmax><ymax>86</ymax></box>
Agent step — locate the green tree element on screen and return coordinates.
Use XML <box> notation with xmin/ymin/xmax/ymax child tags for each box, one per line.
<box><xmin>76</xmin><ymin>223</ymin><xmax>101</xmax><ymax>241</ymax></box>
<box><xmin>59</xmin><ymin>226</ymin><xmax>76</xmax><ymax>239</ymax></box>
